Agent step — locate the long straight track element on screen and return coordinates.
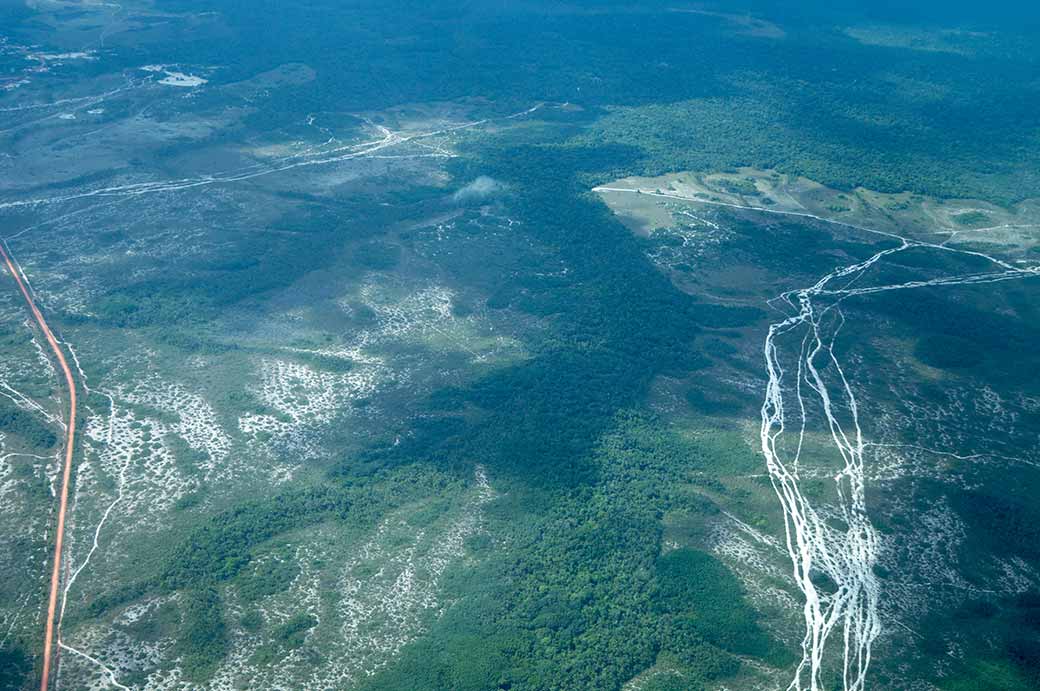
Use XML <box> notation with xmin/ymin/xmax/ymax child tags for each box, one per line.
<box><xmin>0</xmin><ymin>240</ymin><xmax>77</xmax><ymax>691</ymax></box>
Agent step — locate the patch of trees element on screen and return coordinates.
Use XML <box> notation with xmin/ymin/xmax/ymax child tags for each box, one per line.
<box><xmin>0</xmin><ymin>397</ymin><xmax>56</xmax><ymax>449</ymax></box>
<box><xmin>359</xmin><ymin>414</ymin><xmax>790</xmax><ymax>691</ymax></box>
<box><xmin>0</xmin><ymin>644</ymin><xmax>32</xmax><ymax>691</ymax></box>
<box><xmin>174</xmin><ymin>587</ymin><xmax>228</xmax><ymax>682</ymax></box>
<box><xmin>917</xmin><ymin>589</ymin><xmax>1040</xmax><ymax>691</ymax></box>
<box><xmin>655</xmin><ymin>549</ymin><xmax>776</xmax><ymax>661</ymax></box>
<box><xmin>874</xmin><ymin>287</ymin><xmax>1040</xmax><ymax>382</ymax></box>
<box><xmin>159</xmin><ymin>485</ymin><xmax>353</xmax><ymax>590</ymax></box>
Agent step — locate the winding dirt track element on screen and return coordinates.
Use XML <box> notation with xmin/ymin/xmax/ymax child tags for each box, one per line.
<box><xmin>0</xmin><ymin>240</ymin><xmax>77</xmax><ymax>691</ymax></box>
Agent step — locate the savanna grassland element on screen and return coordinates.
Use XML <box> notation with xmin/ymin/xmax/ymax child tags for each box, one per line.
<box><xmin>2</xmin><ymin>2</ymin><xmax>1040</xmax><ymax>690</ymax></box>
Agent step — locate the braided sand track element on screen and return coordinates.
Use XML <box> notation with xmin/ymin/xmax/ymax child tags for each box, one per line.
<box><xmin>594</xmin><ymin>184</ymin><xmax>1040</xmax><ymax>689</ymax></box>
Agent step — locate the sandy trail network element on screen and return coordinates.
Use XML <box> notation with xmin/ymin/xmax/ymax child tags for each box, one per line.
<box><xmin>594</xmin><ymin>184</ymin><xmax>1040</xmax><ymax>690</ymax></box>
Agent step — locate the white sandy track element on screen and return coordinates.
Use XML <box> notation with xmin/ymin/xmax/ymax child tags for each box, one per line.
<box><xmin>596</xmin><ymin>185</ymin><xmax>1040</xmax><ymax>690</ymax></box>
<box><xmin>758</xmin><ymin>219</ymin><xmax>1037</xmax><ymax>691</ymax></box>
<box><xmin>0</xmin><ymin>104</ymin><xmax>544</xmax><ymax>214</ymax></box>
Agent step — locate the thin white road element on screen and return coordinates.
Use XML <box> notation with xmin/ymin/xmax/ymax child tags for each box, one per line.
<box><xmin>1</xmin><ymin>104</ymin><xmax>544</xmax><ymax>216</ymax></box>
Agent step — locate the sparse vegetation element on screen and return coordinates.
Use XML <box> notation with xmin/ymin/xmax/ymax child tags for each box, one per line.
<box><xmin>4</xmin><ymin>1</ymin><xmax>1040</xmax><ymax>689</ymax></box>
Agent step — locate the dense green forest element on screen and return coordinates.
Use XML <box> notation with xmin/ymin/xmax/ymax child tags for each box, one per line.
<box><xmin>0</xmin><ymin>398</ymin><xmax>56</xmax><ymax>450</ymax></box>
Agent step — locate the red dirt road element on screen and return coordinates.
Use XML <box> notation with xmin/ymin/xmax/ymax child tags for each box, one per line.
<box><xmin>0</xmin><ymin>241</ymin><xmax>77</xmax><ymax>691</ymax></box>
